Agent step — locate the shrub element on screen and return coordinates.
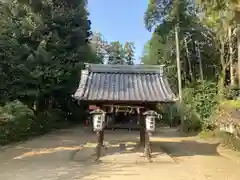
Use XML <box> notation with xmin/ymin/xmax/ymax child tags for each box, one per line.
<box><xmin>201</xmin><ymin>130</ymin><xmax>240</xmax><ymax>151</ymax></box>
<box><xmin>33</xmin><ymin>108</ymin><xmax>68</xmax><ymax>134</ymax></box>
<box><xmin>157</xmin><ymin>103</ymin><xmax>180</xmax><ymax>126</ymax></box>
<box><xmin>0</xmin><ymin>99</ymin><xmax>78</xmax><ymax>145</ymax></box>
<box><xmin>181</xmin><ymin>81</ymin><xmax>218</xmax><ymax>132</ymax></box>
<box><xmin>156</xmin><ymin>81</ymin><xmax>218</xmax><ymax>132</ymax></box>
<box><xmin>180</xmin><ymin>103</ymin><xmax>202</xmax><ymax>132</ymax></box>
<box><xmin>0</xmin><ymin>100</ymin><xmax>35</xmax><ymax>144</ymax></box>
<box><xmin>224</xmin><ymin>86</ymin><xmax>240</xmax><ymax>100</ymax></box>
<box><xmin>213</xmin><ymin>100</ymin><xmax>240</xmax><ymax>138</ymax></box>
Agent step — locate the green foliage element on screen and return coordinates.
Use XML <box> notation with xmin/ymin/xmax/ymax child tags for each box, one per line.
<box><xmin>224</xmin><ymin>86</ymin><xmax>240</xmax><ymax>100</ymax></box>
<box><xmin>157</xmin><ymin>81</ymin><xmax>219</xmax><ymax>131</ymax></box>
<box><xmin>142</xmin><ymin>0</ymin><xmax>220</xmax><ymax>93</ymax></box>
<box><xmin>142</xmin><ymin>0</ymin><xmax>236</xmax><ymax>133</ymax></box>
<box><xmin>32</xmin><ymin>108</ymin><xmax>67</xmax><ymax>134</ymax></box>
<box><xmin>217</xmin><ymin>131</ymin><xmax>240</xmax><ymax>151</ymax></box>
<box><xmin>0</xmin><ymin>0</ymin><xmax>101</xmax><ymax>145</ymax></box>
<box><xmin>181</xmin><ymin>103</ymin><xmax>202</xmax><ymax>132</ymax></box>
<box><xmin>90</xmin><ymin>33</ymin><xmax>136</xmax><ymax>65</ymax></box>
<box><xmin>106</xmin><ymin>41</ymin><xmax>135</xmax><ymax>65</ymax></box>
<box><xmin>107</xmin><ymin>41</ymin><xmax>125</xmax><ymax>64</ymax></box>
<box><xmin>197</xmin><ymin>0</ymin><xmax>240</xmax><ymax>24</ymax></box>
<box><xmin>0</xmin><ymin>100</ymin><xmax>77</xmax><ymax>145</ymax></box>
<box><xmin>0</xmin><ymin>100</ymin><xmax>35</xmax><ymax>144</ymax></box>
<box><xmin>200</xmin><ymin>130</ymin><xmax>240</xmax><ymax>151</ymax></box>
<box><xmin>157</xmin><ymin>103</ymin><xmax>180</xmax><ymax>125</ymax></box>
<box><xmin>193</xmin><ymin>81</ymin><xmax>219</xmax><ymax>120</ymax></box>
<box><xmin>124</xmin><ymin>42</ymin><xmax>135</xmax><ymax>65</ymax></box>
<box><xmin>0</xmin><ymin>0</ymin><xmax>96</xmax><ymax>106</ymax></box>
<box><xmin>181</xmin><ymin>81</ymin><xmax>219</xmax><ymax>131</ymax></box>
<box><xmin>90</xmin><ymin>32</ymin><xmax>107</xmax><ymax>64</ymax></box>
<box><xmin>220</xmin><ymin>100</ymin><xmax>240</xmax><ymax>108</ymax></box>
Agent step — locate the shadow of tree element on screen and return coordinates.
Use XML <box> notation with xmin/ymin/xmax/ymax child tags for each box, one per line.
<box><xmin>0</xmin><ymin>127</ymin><xmax>223</xmax><ymax>180</ymax></box>
<box><xmin>71</xmin><ymin>137</ymin><xmax>220</xmax><ymax>164</ymax></box>
<box><xmin>155</xmin><ymin>140</ymin><xmax>220</xmax><ymax>157</ymax></box>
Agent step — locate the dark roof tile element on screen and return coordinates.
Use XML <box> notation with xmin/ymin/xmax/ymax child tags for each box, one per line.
<box><xmin>73</xmin><ymin>64</ymin><xmax>177</xmax><ymax>102</ymax></box>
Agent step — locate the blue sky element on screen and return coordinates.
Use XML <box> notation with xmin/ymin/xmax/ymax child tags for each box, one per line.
<box><xmin>87</xmin><ymin>0</ymin><xmax>152</xmax><ymax>64</ymax></box>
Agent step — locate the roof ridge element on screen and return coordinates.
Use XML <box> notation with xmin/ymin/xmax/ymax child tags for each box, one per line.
<box><xmin>85</xmin><ymin>63</ymin><xmax>165</xmax><ymax>74</ymax></box>
<box><xmin>85</xmin><ymin>63</ymin><xmax>165</xmax><ymax>68</ymax></box>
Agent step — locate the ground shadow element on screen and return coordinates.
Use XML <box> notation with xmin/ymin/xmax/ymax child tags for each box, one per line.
<box><xmin>0</xmin><ymin>127</ymin><xmax>222</xmax><ymax>180</ymax></box>
<box><xmin>155</xmin><ymin>140</ymin><xmax>220</xmax><ymax>157</ymax></box>
<box><xmin>154</xmin><ymin>127</ymin><xmax>200</xmax><ymax>138</ymax></box>
<box><xmin>6</xmin><ymin>127</ymin><xmax>220</xmax><ymax>161</ymax></box>
<box><xmin>63</xmin><ymin>161</ymin><xmax>140</xmax><ymax>179</ymax></box>
<box><xmin>71</xmin><ymin>137</ymin><xmax>220</xmax><ymax>164</ymax></box>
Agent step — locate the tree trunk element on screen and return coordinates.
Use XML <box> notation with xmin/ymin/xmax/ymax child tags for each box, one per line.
<box><xmin>219</xmin><ymin>37</ymin><xmax>226</xmax><ymax>99</ymax></box>
<box><xmin>184</xmin><ymin>37</ymin><xmax>194</xmax><ymax>82</ymax></box>
<box><xmin>237</xmin><ymin>33</ymin><xmax>240</xmax><ymax>88</ymax></box>
<box><xmin>35</xmin><ymin>95</ymin><xmax>46</xmax><ymax>116</ymax></box>
<box><xmin>196</xmin><ymin>41</ymin><xmax>204</xmax><ymax>81</ymax></box>
<box><xmin>229</xmin><ymin>27</ymin><xmax>235</xmax><ymax>86</ymax></box>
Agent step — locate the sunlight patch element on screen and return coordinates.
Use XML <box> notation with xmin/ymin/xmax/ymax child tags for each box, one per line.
<box><xmin>13</xmin><ymin>146</ymin><xmax>83</xmax><ymax>160</ymax></box>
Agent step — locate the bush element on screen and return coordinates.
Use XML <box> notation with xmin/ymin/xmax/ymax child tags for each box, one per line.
<box><xmin>181</xmin><ymin>81</ymin><xmax>218</xmax><ymax>132</ymax></box>
<box><xmin>157</xmin><ymin>103</ymin><xmax>180</xmax><ymax>126</ymax></box>
<box><xmin>180</xmin><ymin>103</ymin><xmax>202</xmax><ymax>132</ymax></box>
<box><xmin>218</xmin><ymin>131</ymin><xmax>240</xmax><ymax>151</ymax></box>
<box><xmin>207</xmin><ymin>100</ymin><xmax>240</xmax><ymax>151</ymax></box>
<box><xmin>156</xmin><ymin>81</ymin><xmax>218</xmax><ymax>132</ymax></box>
<box><xmin>0</xmin><ymin>100</ymin><xmax>35</xmax><ymax>144</ymax></box>
<box><xmin>32</xmin><ymin>108</ymin><xmax>69</xmax><ymax>134</ymax></box>
<box><xmin>200</xmin><ymin>130</ymin><xmax>240</xmax><ymax>151</ymax></box>
<box><xmin>0</xmin><ymin>100</ymin><xmax>74</xmax><ymax>145</ymax></box>
<box><xmin>224</xmin><ymin>86</ymin><xmax>240</xmax><ymax>100</ymax></box>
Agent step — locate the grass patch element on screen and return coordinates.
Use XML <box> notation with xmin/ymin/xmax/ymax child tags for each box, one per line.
<box><xmin>199</xmin><ymin>130</ymin><xmax>216</xmax><ymax>139</ymax></box>
<box><xmin>199</xmin><ymin>130</ymin><xmax>240</xmax><ymax>151</ymax></box>
<box><xmin>220</xmin><ymin>100</ymin><xmax>240</xmax><ymax>108</ymax></box>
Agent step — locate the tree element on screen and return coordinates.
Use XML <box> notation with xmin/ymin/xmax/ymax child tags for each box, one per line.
<box><xmin>142</xmin><ymin>0</ymin><xmax>240</xmax><ymax>132</ymax></box>
<box><xmin>143</xmin><ymin>0</ymin><xmax>220</xmax><ymax>88</ymax></box>
<box><xmin>124</xmin><ymin>42</ymin><xmax>135</xmax><ymax>65</ymax></box>
<box><xmin>197</xmin><ymin>0</ymin><xmax>240</xmax><ymax>87</ymax></box>
<box><xmin>141</xmin><ymin>31</ymin><xmax>178</xmax><ymax>90</ymax></box>
<box><xmin>0</xmin><ymin>0</ymin><xmax>98</xmax><ymax>115</ymax></box>
<box><xmin>106</xmin><ymin>41</ymin><xmax>125</xmax><ymax>64</ymax></box>
<box><xmin>141</xmin><ymin>41</ymin><xmax>151</xmax><ymax>64</ymax></box>
<box><xmin>90</xmin><ymin>32</ymin><xmax>107</xmax><ymax>64</ymax></box>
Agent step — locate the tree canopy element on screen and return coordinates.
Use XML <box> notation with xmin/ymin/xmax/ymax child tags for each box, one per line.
<box><xmin>0</xmin><ymin>0</ymin><xmax>239</xmax><ymax>144</ymax></box>
<box><xmin>141</xmin><ymin>0</ymin><xmax>240</xmax><ymax>131</ymax></box>
<box><xmin>142</xmin><ymin>0</ymin><xmax>239</xmax><ymax>89</ymax></box>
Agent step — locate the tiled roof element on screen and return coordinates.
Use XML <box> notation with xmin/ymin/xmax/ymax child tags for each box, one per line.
<box><xmin>73</xmin><ymin>64</ymin><xmax>177</xmax><ymax>102</ymax></box>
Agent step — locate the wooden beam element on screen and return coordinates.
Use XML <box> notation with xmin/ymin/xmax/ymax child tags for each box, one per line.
<box><xmin>103</xmin><ymin>104</ymin><xmax>144</xmax><ymax>109</ymax></box>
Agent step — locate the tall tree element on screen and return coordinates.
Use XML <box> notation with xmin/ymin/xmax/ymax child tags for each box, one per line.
<box><xmin>0</xmin><ymin>0</ymin><xmax>98</xmax><ymax>113</ymax></box>
<box><xmin>197</xmin><ymin>0</ymin><xmax>240</xmax><ymax>87</ymax></box>
<box><xmin>124</xmin><ymin>42</ymin><xmax>135</xmax><ymax>65</ymax></box>
<box><xmin>143</xmin><ymin>0</ymin><xmax>219</xmax><ymax>87</ymax></box>
<box><xmin>90</xmin><ymin>32</ymin><xmax>107</xmax><ymax>64</ymax></box>
<box><xmin>106</xmin><ymin>41</ymin><xmax>125</xmax><ymax>64</ymax></box>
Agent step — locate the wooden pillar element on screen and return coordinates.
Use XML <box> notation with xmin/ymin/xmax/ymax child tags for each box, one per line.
<box><xmin>144</xmin><ymin>131</ymin><xmax>152</xmax><ymax>162</ymax></box>
<box><xmin>111</xmin><ymin>114</ymin><xmax>115</xmax><ymax>131</ymax></box>
<box><xmin>100</xmin><ymin>130</ymin><xmax>104</xmax><ymax>145</ymax></box>
<box><xmin>169</xmin><ymin>105</ymin><xmax>173</xmax><ymax>128</ymax></box>
<box><xmin>139</xmin><ymin>115</ymin><xmax>145</xmax><ymax>146</ymax></box>
<box><xmin>95</xmin><ymin>130</ymin><xmax>104</xmax><ymax>161</ymax></box>
<box><xmin>95</xmin><ymin>131</ymin><xmax>101</xmax><ymax>161</ymax></box>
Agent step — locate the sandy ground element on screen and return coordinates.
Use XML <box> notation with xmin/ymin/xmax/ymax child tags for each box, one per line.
<box><xmin>1</xmin><ymin>126</ymin><xmax>240</xmax><ymax>180</ymax></box>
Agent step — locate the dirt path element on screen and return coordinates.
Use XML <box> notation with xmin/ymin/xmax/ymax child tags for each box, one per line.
<box><xmin>1</xmin><ymin>127</ymin><xmax>240</xmax><ymax>180</ymax></box>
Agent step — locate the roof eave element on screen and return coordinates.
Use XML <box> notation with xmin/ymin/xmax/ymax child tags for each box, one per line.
<box><xmin>74</xmin><ymin>99</ymin><xmax>177</xmax><ymax>103</ymax></box>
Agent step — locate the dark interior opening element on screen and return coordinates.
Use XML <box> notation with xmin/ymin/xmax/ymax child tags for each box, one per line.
<box><xmin>108</xmin><ymin>112</ymin><xmax>139</xmax><ymax>130</ymax></box>
<box><xmin>115</xmin><ymin>112</ymin><xmax>129</xmax><ymax>124</ymax></box>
